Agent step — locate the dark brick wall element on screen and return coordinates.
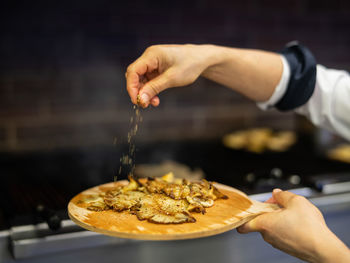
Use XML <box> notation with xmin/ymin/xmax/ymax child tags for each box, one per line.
<box><xmin>0</xmin><ymin>0</ymin><xmax>349</xmax><ymax>151</ymax></box>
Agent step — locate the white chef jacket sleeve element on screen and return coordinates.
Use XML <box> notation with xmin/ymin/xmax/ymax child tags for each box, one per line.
<box><xmin>295</xmin><ymin>65</ymin><xmax>350</xmax><ymax>141</ymax></box>
<box><xmin>258</xmin><ymin>42</ymin><xmax>350</xmax><ymax>141</ymax></box>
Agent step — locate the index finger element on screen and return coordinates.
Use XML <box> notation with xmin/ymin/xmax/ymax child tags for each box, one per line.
<box><xmin>272</xmin><ymin>189</ymin><xmax>302</xmax><ymax>208</ymax></box>
<box><xmin>126</xmin><ymin>59</ymin><xmax>148</xmax><ymax>104</ymax></box>
<box><xmin>126</xmin><ymin>55</ymin><xmax>159</xmax><ymax>104</ymax></box>
<box><xmin>237</xmin><ymin>213</ymin><xmax>271</xmax><ymax>234</ymax></box>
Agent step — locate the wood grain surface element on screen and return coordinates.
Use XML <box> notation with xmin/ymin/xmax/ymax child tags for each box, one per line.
<box><xmin>68</xmin><ymin>181</ymin><xmax>279</xmax><ymax>240</ymax></box>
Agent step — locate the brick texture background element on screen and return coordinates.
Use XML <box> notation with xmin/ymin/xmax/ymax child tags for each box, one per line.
<box><xmin>0</xmin><ymin>0</ymin><xmax>349</xmax><ymax>151</ymax></box>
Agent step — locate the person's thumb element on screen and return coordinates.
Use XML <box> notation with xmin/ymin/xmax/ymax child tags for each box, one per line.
<box><xmin>139</xmin><ymin>72</ymin><xmax>173</xmax><ymax>107</ymax></box>
<box><xmin>272</xmin><ymin>189</ymin><xmax>297</xmax><ymax>208</ymax></box>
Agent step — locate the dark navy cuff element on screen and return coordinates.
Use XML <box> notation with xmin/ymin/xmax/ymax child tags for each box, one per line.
<box><xmin>275</xmin><ymin>41</ymin><xmax>317</xmax><ymax>111</ymax></box>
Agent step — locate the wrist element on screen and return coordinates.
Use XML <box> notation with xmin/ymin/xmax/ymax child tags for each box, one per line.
<box><xmin>197</xmin><ymin>44</ymin><xmax>232</xmax><ymax>76</ymax></box>
<box><xmin>314</xmin><ymin>228</ymin><xmax>350</xmax><ymax>263</ymax></box>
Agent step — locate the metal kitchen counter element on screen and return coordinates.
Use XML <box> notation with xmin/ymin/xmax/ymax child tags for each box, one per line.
<box><xmin>1</xmin><ymin>189</ymin><xmax>349</xmax><ymax>263</ymax></box>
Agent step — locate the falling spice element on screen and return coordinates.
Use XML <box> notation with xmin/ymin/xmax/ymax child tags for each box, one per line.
<box><xmin>115</xmin><ymin>105</ymin><xmax>142</xmax><ymax>182</ymax></box>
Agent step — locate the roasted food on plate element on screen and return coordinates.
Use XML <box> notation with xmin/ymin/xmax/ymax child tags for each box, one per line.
<box><xmin>80</xmin><ymin>172</ymin><xmax>228</xmax><ymax>224</ymax></box>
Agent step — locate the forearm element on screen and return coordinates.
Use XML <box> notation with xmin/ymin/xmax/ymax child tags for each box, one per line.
<box><xmin>200</xmin><ymin>45</ymin><xmax>283</xmax><ymax>102</ymax></box>
<box><xmin>315</xmin><ymin>228</ymin><xmax>350</xmax><ymax>263</ymax></box>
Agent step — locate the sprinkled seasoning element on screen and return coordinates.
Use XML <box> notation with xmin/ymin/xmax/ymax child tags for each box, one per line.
<box><xmin>115</xmin><ymin>105</ymin><xmax>142</xmax><ymax>182</ymax></box>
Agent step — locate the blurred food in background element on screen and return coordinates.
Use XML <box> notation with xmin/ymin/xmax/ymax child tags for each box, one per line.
<box><xmin>327</xmin><ymin>144</ymin><xmax>350</xmax><ymax>163</ymax></box>
<box><xmin>222</xmin><ymin>128</ymin><xmax>297</xmax><ymax>153</ymax></box>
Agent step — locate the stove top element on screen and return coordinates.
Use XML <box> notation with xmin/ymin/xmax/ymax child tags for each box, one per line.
<box><xmin>0</xmin><ymin>137</ymin><xmax>350</xmax><ymax>230</ymax></box>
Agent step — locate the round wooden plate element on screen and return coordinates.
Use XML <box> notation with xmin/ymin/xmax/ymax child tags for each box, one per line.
<box><xmin>68</xmin><ymin>181</ymin><xmax>279</xmax><ymax>240</ymax></box>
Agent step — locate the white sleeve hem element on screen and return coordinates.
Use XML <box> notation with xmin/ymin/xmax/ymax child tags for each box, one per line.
<box><xmin>257</xmin><ymin>55</ymin><xmax>291</xmax><ymax>110</ymax></box>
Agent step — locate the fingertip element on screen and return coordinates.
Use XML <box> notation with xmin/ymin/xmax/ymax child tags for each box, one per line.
<box><xmin>150</xmin><ymin>96</ymin><xmax>160</xmax><ymax>107</ymax></box>
<box><xmin>237</xmin><ymin>224</ymin><xmax>249</xmax><ymax>234</ymax></box>
<box><xmin>237</xmin><ymin>221</ymin><xmax>255</xmax><ymax>234</ymax></box>
<box><xmin>237</xmin><ymin>217</ymin><xmax>260</xmax><ymax>234</ymax></box>
<box><xmin>130</xmin><ymin>98</ymin><xmax>137</xmax><ymax>105</ymax></box>
<box><xmin>127</xmin><ymin>93</ymin><xmax>137</xmax><ymax>105</ymax></box>
<box><xmin>128</xmin><ymin>92</ymin><xmax>138</xmax><ymax>105</ymax></box>
<box><xmin>272</xmin><ymin>188</ymin><xmax>282</xmax><ymax>198</ymax></box>
<box><xmin>272</xmin><ymin>189</ymin><xmax>297</xmax><ymax>208</ymax></box>
<box><xmin>273</xmin><ymin>188</ymin><xmax>282</xmax><ymax>194</ymax></box>
<box><xmin>139</xmin><ymin>93</ymin><xmax>150</xmax><ymax>108</ymax></box>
